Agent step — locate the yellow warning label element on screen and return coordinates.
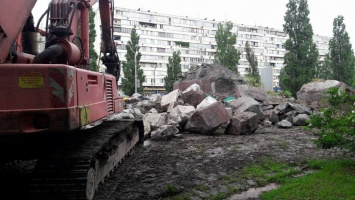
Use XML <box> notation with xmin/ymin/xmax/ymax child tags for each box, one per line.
<box><xmin>19</xmin><ymin>72</ymin><xmax>44</xmax><ymax>88</ymax></box>
<box><xmin>80</xmin><ymin>106</ymin><xmax>90</xmax><ymax>126</ymax></box>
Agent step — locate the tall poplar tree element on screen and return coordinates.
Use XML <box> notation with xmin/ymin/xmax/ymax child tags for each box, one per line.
<box><xmin>245</xmin><ymin>41</ymin><xmax>261</xmax><ymax>86</ymax></box>
<box><xmin>215</xmin><ymin>21</ymin><xmax>240</xmax><ymax>74</ymax></box>
<box><xmin>280</xmin><ymin>0</ymin><xmax>319</xmax><ymax>96</ymax></box>
<box><xmin>327</xmin><ymin>16</ymin><xmax>355</xmax><ymax>86</ymax></box>
<box><xmin>121</xmin><ymin>27</ymin><xmax>145</xmax><ymax>96</ymax></box>
<box><xmin>315</xmin><ymin>55</ymin><xmax>332</xmax><ymax>80</ymax></box>
<box><xmin>89</xmin><ymin>7</ymin><xmax>98</xmax><ymax>71</ymax></box>
<box><xmin>164</xmin><ymin>51</ymin><xmax>182</xmax><ymax>92</ymax></box>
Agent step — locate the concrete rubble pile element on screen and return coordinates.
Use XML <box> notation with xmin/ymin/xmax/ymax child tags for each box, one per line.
<box><xmin>119</xmin><ymin>64</ymin><xmax>352</xmax><ymax>140</ymax></box>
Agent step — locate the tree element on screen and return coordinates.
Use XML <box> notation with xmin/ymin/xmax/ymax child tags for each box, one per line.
<box><xmin>164</xmin><ymin>51</ymin><xmax>182</xmax><ymax>92</ymax></box>
<box><xmin>327</xmin><ymin>16</ymin><xmax>355</xmax><ymax>86</ymax></box>
<box><xmin>121</xmin><ymin>27</ymin><xmax>145</xmax><ymax>96</ymax></box>
<box><xmin>280</xmin><ymin>0</ymin><xmax>319</xmax><ymax>97</ymax></box>
<box><xmin>245</xmin><ymin>41</ymin><xmax>261</xmax><ymax>86</ymax></box>
<box><xmin>315</xmin><ymin>55</ymin><xmax>332</xmax><ymax>80</ymax></box>
<box><xmin>89</xmin><ymin>7</ymin><xmax>98</xmax><ymax>71</ymax></box>
<box><xmin>215</xmin><ymin>21</ymin><xmax>240</xmax><ymax>74</ymax></box>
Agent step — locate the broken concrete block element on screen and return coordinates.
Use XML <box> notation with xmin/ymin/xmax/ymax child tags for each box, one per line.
<box><xmin>296</xmin><ymin>80</ymin><xmax>354</xmax><ymax>109</ymax></box>
<box><xmin>136</xmin><ymin>100</ymin><xmax>156</xmax><ymax>114</ymax></box>
<box><xmin>185</xmin><ymin>101</ymin><xmax>231</xmax><ymax>134</ymax></box>
<box><xmin>263</xmin><ymin>119</ymin><xmax>272</xmax><ymax>127</ymax></box>
<box><xmin>151</xmin><ymin>125</ymin><xmax>179</xmax><ymax>140</ymax></box>
<box><xmin>196</xmin><ymin>96</ymin><xmax>217</xmax><ymax>111</ymax></box>
<box><xmin>167</xmin><ymin>101</ymin><xmax>178</xmax><ymax>113</ymax></box>
<box><xmin>289</xmin><ymin>103</ymin><xmax>312</xmax><ymax>115</ymax></box>
<box><xmin>263</xmin><ymin>109</ymin><xmax>279</xmax><ymax>125</ymax></box>
<box><xmin>182</xmin><ymin>83</ymin><xmax>205</xmax><ymax>107</ymax></box>
<box><xmin>237</xmin><ymin>85</ymin><xmax>268</xmax><ymax>103</ymax></box>
<box><xmin>173</xmin><ymin>63</ymin><xmax>245</xmax><ymax>100</ymax></box>
<box><xmin>161</xmin><ymin>89</ymin><xmax>180</xmax><ymax>112</ymax></box>
<box><xmin>225</xmin><ymin>107</ymin><xmax>233</xmax><ymax>118</ymax></box>
<box><xmin>292</xmin><ymin>114</ymin><xmax>311</xmax><ymax>126</ymax></box>
<box><xmin>225</xmin><ymin>111</ymin><xmax>258</xmax><ymax>135</ymax></box>
<box><xmin>149</xmin><ymin>94</ymin><xmax>162</xmax><ymax>103</ymax></box>
<box><xmin>168</xmin><ymin>105</ymin><xmax>196</xmax><ymax>128</ymax></box>
<box><xmin>229</xmin><ymin>97</ymin><xmax>264</xmax><ymax>121</ymax></box>
<box><xmin>143</xmin><ymin>120</ymin><xmax>151</xmax><ymax>137</ymax></box>
<box><xmin>143</xmin><ymin>112</ymin><xmax>167</xmax><ymax>131</ymax></box>
<box><xmin>280</xmin><ymin>111</ymin><xmax>297</xmax><ymax>123</ymax></box>
<box><xmin>276</xmin><ymin>120</ymin><xmax>292</xmax><ymax>128</ymax></box>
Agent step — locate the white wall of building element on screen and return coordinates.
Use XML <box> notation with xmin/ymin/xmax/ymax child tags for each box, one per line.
<box><xmin>94</xmin><ymin>7</ymin><xmax>330</xmax><ymax>92</ymax></box>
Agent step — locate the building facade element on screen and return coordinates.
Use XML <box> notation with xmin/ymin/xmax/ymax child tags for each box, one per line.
<box><xmin>95</xmin><ymin>7</ymin><xmax>330</xmax><ymax>94</ymax></box>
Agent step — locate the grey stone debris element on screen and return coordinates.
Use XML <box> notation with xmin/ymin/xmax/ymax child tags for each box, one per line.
<box><xmin>196</xmin><ymin>96</ymin><xmax>217</xmax><ymax>111</ymax></box>
<box><xmin>296</xmin><ymin>80</ymin><xmax>353</xmax><ymax>109</ymax></box>
<box><xmin>228</xmin><ymin>97</ymin><xmax>264</xmax><ymax>121</ymax></box>
<box><xmin>151</xmin><ymin>125</ymin><xmax>180</xmax><ymax>140</ymax></box>
<box><xmin>263</xmin><ymin>119</ymin><xmax>272</xmax><ymax>127</ymax></box>
<box><xmin>225</xmin><ymin>111</ymin><xmax>258</xmax><ymax>135</ymax></box>
<box><xmin>292</xmin><ymin>114</ymin><xmax>311</xmax><ymax>126</ymax></box>
<box><xmin>182</xmin><ymin>83</ymin><xmax>205</xmax><ymax>107</ymax></box>
<box><xmin>185</xmin><ymin>101</ymin><xmax>231</xmax><ymax>134</ymax></box>
<box><xmin>276</xmin><ymin>119</ymin><xmax>292</xmax><ymax>128</ymax></box>
<box><xmin>161</xmin><ymin>89</ymin><xmax>180</xmax><ymax>112</ymax></box>
<box><xmin>143</xmin><ymin>112</ymin><xmax>167</xmax><ymax>131</ymax></box>
<box><xmin>237</xmin><ymin>85</ymin><xmax>268</xmax><ymax>103</ymax></box>
<box><xmin>168</xmin><ymin>105</ymin><xmax>196</xmax><ymax>128</ymax></box>
<box><xmin>263</xmin><ymin>109</ymin><xmax>279</xmax><ymax>124</ymax></box>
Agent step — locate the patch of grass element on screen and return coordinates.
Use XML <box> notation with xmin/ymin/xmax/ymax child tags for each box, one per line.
<box><xmin>242</xmin><ymin>159</ymin><xmax>300</xmax><ymax>185</ymax></box>
<box><xmin>218</xmin><ymin>175</ymin><xmax>238</xmax><ymax>183</ymax></box>
<box><xmin>266</xmin><ymin>91</ymin><xmax>280</xmax><ymax>97</ymax></box>
<box><xmin>160</xmin><ymin>184</ymin><xmax>183</xmax><ymax>198</ymax></box>
<box><xmin>208</xmin><ymin>186</ymin><xmax>238</xmax><ymax>200</ymax></box>
<box><xmin>196</xmin><ymin>184</ymin><xmax>209</xmax><ymax>192</ymax></box>
<box><xmin>260</xmin><ymin>159</ymin><xmax>355</xmax><ymax>200</ymax></box>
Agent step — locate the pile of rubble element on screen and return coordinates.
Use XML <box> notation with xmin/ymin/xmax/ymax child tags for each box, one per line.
<box><xmin>110</xmin><ymin>64</ymin><xmax>351</xmax><ymax>140</ymax></box>
<box><xmin>111</xmin><ymin>83</ymin><xmax>315</xmax><ymax>140</ymax></box>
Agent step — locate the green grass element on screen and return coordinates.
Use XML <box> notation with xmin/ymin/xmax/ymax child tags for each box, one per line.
<box><xmin>159</xmin><ymin>184</ymin><xmax>183</xmax><ymax>198</ymax></box>
<box><xmin>260</xmin><ymin>159</ymin><xmax>355</xmax><ymax>200</ymax></box>
<box><xmin>242</xmin><ymin>159</ymin><xmax>300</xmax><ymax>185</ymax></box>
<box><xmin>208</xmin><ymin>186</ymin><xmax>238</xmax><ymax>200</ymax></box>
<box><xmin>196</xmin><ymin>184</ymin><xmax>209</xmax><ymax>192</ymax></box>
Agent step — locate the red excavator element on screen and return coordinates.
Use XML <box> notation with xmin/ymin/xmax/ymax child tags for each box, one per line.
<box><xmin>0</xmin><ymin>0</ymin><xmax>143</xmax><ymax>199</ymax></box>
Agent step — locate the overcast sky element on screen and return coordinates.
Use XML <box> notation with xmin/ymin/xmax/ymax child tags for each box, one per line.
<box><xmin>33</xmin><ymin>0</ymin><xmax>355</xmax><ymax>46</ymax></box>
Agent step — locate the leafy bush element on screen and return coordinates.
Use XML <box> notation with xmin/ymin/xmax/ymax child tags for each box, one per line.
<box><xmin>281</xmin><ymin>90</ymin><xmax>293</xmax><ymax>98</ymax></box>
<box><xmin>308</xmin><ymin>87</ymin><xmax>355</xmax><ymax>151</ymax></box>
<box><xmin>245</xmin><ymin>75</ymin><xmax>262</xmax><ymax>87</ymax></box>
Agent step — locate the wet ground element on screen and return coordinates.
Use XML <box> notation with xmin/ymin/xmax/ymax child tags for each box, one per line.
<box><xmin>93</xmin><ymin>126</ymin><xmax>352</xmax><ymax>200</ymax></box>
<box><xmin>0</xmin><ymin>126</ymin><xmax>352</xmax><ymax>200</ymax></box>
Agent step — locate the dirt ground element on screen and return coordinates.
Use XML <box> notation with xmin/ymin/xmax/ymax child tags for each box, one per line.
<box><xmin>93</xmin><ymin>126</ymin><xmax>353</xmax><ymax>200</ymax></box>
<box><xmin>0</xmin><ymin>126</ymin><xmax>352</xmax><ymax>200</ymax></box>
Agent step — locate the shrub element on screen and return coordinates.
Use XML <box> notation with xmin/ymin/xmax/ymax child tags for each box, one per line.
<box><xmin>308</xmin><ymin>87</ymin><xmax>355</xmax><ymax>151</ymax></box>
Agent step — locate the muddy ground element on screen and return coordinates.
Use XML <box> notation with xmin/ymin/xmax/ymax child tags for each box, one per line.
<box><xmin>93</xmin><ymin>126</ymin><xmax>352</xmax><ymax>200</ymax></box>
<box><xmin>0</xmin><ymin>126</ymin><xmax>352</xmax><ymax>200</ymax></box>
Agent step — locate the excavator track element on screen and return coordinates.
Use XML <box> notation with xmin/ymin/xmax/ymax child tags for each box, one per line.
<box><xmin>28</xmin><ymin>119</ymin><xmax>144</xmax><ymax>200</ymax></box>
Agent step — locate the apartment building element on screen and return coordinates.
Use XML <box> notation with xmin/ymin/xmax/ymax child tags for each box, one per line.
<box><xmin>95</xmin><ymin>7</ymin><xmax>330</xmax><ymax>94</ymax></box>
